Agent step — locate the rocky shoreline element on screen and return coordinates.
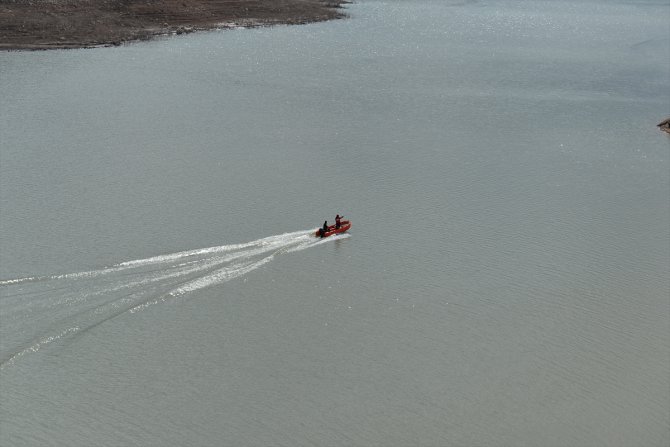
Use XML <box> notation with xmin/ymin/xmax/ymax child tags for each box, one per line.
<box><xmin>0</xmin><ymin>0</ymin><xmax>348</xmax><ymax>50</ymax></box>
<box><xmin>658</xmin><ymin>118</ymin><xmax>670</xmax><ymax>134</ymax></box>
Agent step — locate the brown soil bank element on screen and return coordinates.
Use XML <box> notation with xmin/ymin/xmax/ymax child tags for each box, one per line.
<box><xmin>0</xmin><ymin>0</ymin><xmax>348</xmax><ymax>50</ymax></box>
<box><xmin>658</xmin><ymin>118</ymin><xmax>670</xmax><ymax>134</ymax></box>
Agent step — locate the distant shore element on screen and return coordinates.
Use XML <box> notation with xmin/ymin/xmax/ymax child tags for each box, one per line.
<box><xmin>658</xmin><ymin>118</ymin><xmax>670</xmax><ymax>134</ymax></box>
<box><xmin>0</xmin><ymin>0</ymin><xmax>348</xmax><ymax>51</ymax></box>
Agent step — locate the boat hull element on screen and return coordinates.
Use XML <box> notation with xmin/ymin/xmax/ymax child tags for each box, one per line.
<box><xmin>315</xmin><ymin>220</ymin><xmax>351</xmax><ymax>238</ymax></box>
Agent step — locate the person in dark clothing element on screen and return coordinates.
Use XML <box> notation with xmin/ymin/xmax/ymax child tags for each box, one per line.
<box><xmin>317</xmin><ymin>221</ymin><xmax>329</xmax><ymax>237</ymax></box>
<box><xmin>335</xmin><ymin>214</ymin><xmax>342</xmax><ymax>229</ymax></box>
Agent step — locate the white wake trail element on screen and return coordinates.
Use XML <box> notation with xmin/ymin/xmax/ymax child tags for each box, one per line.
<box><xmin>0</xmin><ymin>229</ymin><xmax>347</xmax><ymax>368</ymax></box>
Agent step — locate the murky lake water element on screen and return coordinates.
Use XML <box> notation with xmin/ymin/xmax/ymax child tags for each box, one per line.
<box><xmin>1</xmin><ymin>0</ymin><xmax>669</xmax><ymax>445</ymax></box>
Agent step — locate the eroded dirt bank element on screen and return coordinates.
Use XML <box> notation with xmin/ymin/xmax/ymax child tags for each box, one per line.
<box><xmin>0</xmin><ymin>0</ymin><xmax>348</xmax><ymax>50</ymax></box>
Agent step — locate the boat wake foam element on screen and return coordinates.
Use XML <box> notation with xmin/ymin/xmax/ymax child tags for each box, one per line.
<box><xmin>0</xmin><ymin>229</ymin><xmax>349</xmax><ymax>368</ymax></box>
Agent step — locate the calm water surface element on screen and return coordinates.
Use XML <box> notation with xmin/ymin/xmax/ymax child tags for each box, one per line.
<box><xmin>1</xmin><ymin>0</ymin><xmax>669</xmax><ymax>445</ymax></box>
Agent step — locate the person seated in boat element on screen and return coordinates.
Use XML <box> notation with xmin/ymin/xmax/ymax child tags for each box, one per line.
<box><xmin>319</xmin><ymin>220</ymin><xmax>328</xmax><ymax>237</ymax></box>
<box><xmin>335</xmin><ymin>214</ymin><xmax>343</xmax><ymax>229</ymax></box>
